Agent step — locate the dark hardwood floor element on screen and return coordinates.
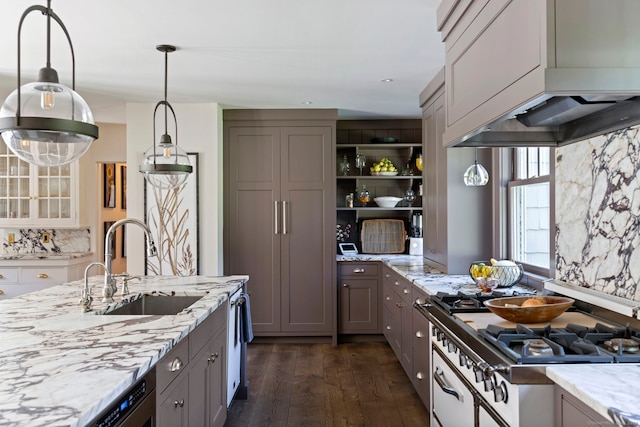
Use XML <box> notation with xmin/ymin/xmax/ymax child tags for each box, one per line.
<box><xmin>225</xmin><ymin>342</ymin><xmax>429</xmax><ymax>427</ymax></box>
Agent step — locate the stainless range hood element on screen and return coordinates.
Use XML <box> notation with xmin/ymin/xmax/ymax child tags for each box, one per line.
<box><xmin>453</xmin><ymin>94</ymin><xmax>640</xmax><ymax>148</ymax></box>
<box><xmin>438</xmin><ymin>0</ymin><xmax>640</xmax><ymax>149</ymax></box>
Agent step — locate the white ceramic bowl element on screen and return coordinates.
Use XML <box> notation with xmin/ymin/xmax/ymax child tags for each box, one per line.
<box><xmin>374</xmin><ymin>196</ymin><xmax>402</xmax><ymax>208</ymax></box>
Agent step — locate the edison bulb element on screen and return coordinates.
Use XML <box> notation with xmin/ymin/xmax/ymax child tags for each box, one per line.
<box><xmin>40</xmin><ymin>89</ymin><xmax>55</xmax><ymax>110</ymax></box>
<box><xmin>163</xmin><ymin>146</ymin><xmax>172</xmax><ymax>159</ymax></box>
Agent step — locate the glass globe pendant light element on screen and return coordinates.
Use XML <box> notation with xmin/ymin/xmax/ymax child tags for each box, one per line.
<box><xmin>139</xmin><ymin>45</ymin><xmax>192</xmax><ymax>190</ymax></box>
<box><xmin>463</xmin><ymin>148</ymin><xmax>489</xmax><ymax>186</ymax></box>
<box><xmin>0</xmin><ymin>0</ymin><xmax>99</xmax><ymax>167</ymax></box>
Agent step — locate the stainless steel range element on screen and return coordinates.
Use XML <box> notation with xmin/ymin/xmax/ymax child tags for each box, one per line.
<box><xmin>414</xmin><ymin>287</ymin><xmax>640</xmax><ymax>427</ymax></box>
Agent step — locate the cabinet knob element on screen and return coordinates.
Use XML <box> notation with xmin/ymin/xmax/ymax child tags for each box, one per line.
<box><xmin>170</xmin><ymin>357</ymin><xmax>184</xmax><ymax>372</ymax></box>
<box><xmin>174</xmin><ymin>399</ymin><xmax>185</xmax><ymax>408</ymax></box>
<box><xmin>416</xmin><ymin>372</ymin><xmax>425</xmax><ymax>381</ymax></box>
<box><xmin>353</xmin><ymin>268</ymin><xmax>365</xmax><ymax>273</ymax></box>
<box><xmin>403</xmin><ymin>288</ymin><xmax>409</xmax><ymax>294</ymax></box>
<box><xmin>385</xmin><ymin>296</ymin><xmax>391</xmax><ymax>301</ymax></box>
<box><xmin>386</xmin><ymin>325</ymin><xmax>391</xmax><ymax>330</ymax></box>
<box><xmin>208</xmin><ymin>352</ymin><xmax>220</xmax><ymax>363</ymax></box>
<box><xmin>416</xmin><ymin>331</ymin><xmax>425</xmax><ymax>338</ymax></box>
<box><xmin>394</xmin><ymin>281</ymin><xmax>399</xmax><ymax>286</ymax></box>
<box><xmin>343</xmin><ymin>283</ymin><xmax>349</xmax><ymax>288</ymax></box>
<box><xmin>37</xmin><ymin>273</ymin><xmax>48</xmax><ymax>279</ymax></box>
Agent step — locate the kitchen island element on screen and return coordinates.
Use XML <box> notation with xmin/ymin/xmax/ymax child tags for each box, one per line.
<box><xmin>0</xmin><ymin>274</ymin><xmax>247</xmax><ymax>426</ymax></box>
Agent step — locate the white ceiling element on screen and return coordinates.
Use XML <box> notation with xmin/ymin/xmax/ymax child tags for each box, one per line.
<box><xmin>0</xmin><ymin>0</ymin><xmax>444</xmax><ymax>124</ymax></box>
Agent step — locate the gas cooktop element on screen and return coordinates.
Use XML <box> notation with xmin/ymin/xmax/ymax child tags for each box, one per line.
<box><xmin>430</xmin><ymin>290</ymin><xmax>538</xmax><ymax>314</ymax></box>
<box><xmin>478</xmin><ymin>322</ymin><xmax>640</xmax><ymax>364</ymax></box>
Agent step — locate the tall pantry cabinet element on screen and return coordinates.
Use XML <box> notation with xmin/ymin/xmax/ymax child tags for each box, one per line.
<box><xmin>224</xmin><ymin>110</ymin><xmax>337</xmax><ymax>337</ymax></box>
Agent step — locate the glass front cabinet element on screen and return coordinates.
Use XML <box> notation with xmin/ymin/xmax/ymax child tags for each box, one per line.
<box><xmin>0</xmin><ymin>143</ymin><xmax>78</xmax><ymax>225</ymax></box>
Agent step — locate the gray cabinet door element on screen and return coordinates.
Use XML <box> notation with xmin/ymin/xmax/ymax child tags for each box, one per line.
<box><xmin>227</xmin><ymin>126</ymin><xmax>282</xmax><ymax>333</ymax></box>
<box><xmin>226</xmin><ymin>121</ymin><xmax>334</xmax><ymax>335</ymax></box>
<box><xmin>338</xmin><ymin>278</ymin><xmax>378</xmax><ymax>333</ymax></box>
<box><xmin>280</xmin><ymin>126</ymin><xmax>333</xmax><ymax>333</ymax></box>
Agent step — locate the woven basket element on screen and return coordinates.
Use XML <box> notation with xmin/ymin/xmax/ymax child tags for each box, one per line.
<box><xmin>361</xmin><ymin>219</ymin><xmax>406</xmax><ymax>254</ymax></box>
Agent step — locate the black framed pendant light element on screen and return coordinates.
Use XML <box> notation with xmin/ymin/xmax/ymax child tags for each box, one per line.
<box><xmin>0</xmin><ymin>0</ymin><xmax>99</xmax><ymax>167</ymax></box>
<box><xmin>139</xmin><ymin>45</ymin><xmax>192</xmax><ymax>190</ymax></box>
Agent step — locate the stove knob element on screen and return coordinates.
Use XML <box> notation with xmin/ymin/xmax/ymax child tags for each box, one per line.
<box><xmin>459</xmin><ymin>353</ymin><xmax>467</xmax><ymax>367</ymax></box>
<box><xmin>483</xmin><ymin>377</ymin><xmax>495</xmax><ymax>392</ymax></box>
<box><xmin>447</xmin><ymin>341</ymin><xmax>457</xmax><ymax>354</ymax></box>
<box><xmin>494</xmin><ymin>380</ymin><xmax>509</xmax><ymax>403</ymax></box>
<box><xmin>473</xmin><ymin>366</ymin><xmax>484</xmax><ymax>383</ymax></box>
<box><xmin>442</xmin><ymin>336</ymin><xmax>449</xmax><ymax>348</ymax></box>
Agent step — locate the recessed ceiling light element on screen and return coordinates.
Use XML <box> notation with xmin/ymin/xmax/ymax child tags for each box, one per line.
<box><xmin>381</xmin><ymin>78</ymin><xmax>394</xmax><ymax>83</ymax></box>
<box><xmin>301</xmin><ymin>101</ymin><xmax>313</xmax><ymax>105</ymax></box>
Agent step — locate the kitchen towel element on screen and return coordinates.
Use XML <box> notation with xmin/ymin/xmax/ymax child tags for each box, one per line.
<box><xmin>239</xmin><ymin>292</ymin><xmax>254</xmax><ymax>343</ymax></box>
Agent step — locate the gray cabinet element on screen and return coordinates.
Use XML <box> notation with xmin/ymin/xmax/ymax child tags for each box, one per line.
<box><xmin>555</xmin><ymin>386</ymin><xmax>611</xmax><ymax>427</ymax></box>
<box><xmin>338</xmin><ymin>262</ymin><xmax>380</xmax><ymax>334</ymax></box>
<box><xmin>224</xmin><ymin>110</ymin><xmax>336</xmax><ymax>336</ymax></box>
<box><xmin>411</xmin><ymin>286</ymin><xmax>430</xmax><ymax>409</ymax></box>
<box><xmin>382</xmin><ymin>265</ymin><xmax>412</xmax><ymax>377</ymax></box>
<box><xmin>156</xmin><ymin>306</ymin><xmax>227</xmax><ymax>427</ymax></box>
<box><xmin>420</xmin><ymin>68</ymin><xmax>492</xmax><ymax>274</ymax></box>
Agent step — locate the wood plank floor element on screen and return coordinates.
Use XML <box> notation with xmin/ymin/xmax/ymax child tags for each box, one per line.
<box><xmin>225</xmin><ymin>342</ymin><xmax>430</xmax><ymax>427</ymax></box>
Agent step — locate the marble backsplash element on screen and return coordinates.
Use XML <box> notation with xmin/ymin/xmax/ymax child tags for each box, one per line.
<box><xmin>0</xmin><ymin>228</ymin><xmax>90</xmax><ymax>254</ymax></box>
<box><xmin>556</xmin><ymin>126</ymin><xmax>640</xmax><ymax>301</ymax></box>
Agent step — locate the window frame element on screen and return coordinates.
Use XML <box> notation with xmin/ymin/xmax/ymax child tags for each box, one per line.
<box><xmin>493</xmin><ymin>147</ymin><xmax>556</xmax><ymax>288</ymax></box>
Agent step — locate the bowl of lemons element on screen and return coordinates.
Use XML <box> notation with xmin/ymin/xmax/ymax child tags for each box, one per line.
<box><xmin>470</xmin><ymin>259</ymin><xmax>524</xmax><ymax>288</ymax></box>
<box><xmin>370</xmin><ymin>157</ymin><xmax>398</xmax><ymax>176</ymax></box>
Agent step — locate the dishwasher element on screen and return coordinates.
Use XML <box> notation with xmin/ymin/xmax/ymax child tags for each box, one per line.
<box><xmin>89</xmin><ymin>367</ymin><xmax>156</xmax><ymax>427</ymax></box>
<box><xmin>227</xmin><ymin>287</ymin><xmax>243</xmax><ymax>406</ymax></box>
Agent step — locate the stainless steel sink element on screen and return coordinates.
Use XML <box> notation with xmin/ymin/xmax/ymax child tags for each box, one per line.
<box><xmin>101</xmin><ymin>294</ymin><xmax>204</xmax><ymax>315</ymax></box>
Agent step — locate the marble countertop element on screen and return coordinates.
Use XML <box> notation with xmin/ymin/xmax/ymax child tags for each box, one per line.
<box><xmin>338</xmin><ymin>254</ymin><xmax>536</xmax><ymax>296</ymax></box>
<box><xmin>0</xmin><ymin>274</ymin><xmax>247</xmax><ymax>427</ymax></box>
<box><xmin>0</xmin><ymin>252</ymin><xmax>93</xmax><ymax>261</ymax></box>
<box><xmin>547</xmin><ymin>365</ymin><xmax>640</xmax><ymax>426</ymax></box>
<box><xmin>339</xmin><ymin>254</ymin><xmax>640</xmax><ymax>427</ymax></box>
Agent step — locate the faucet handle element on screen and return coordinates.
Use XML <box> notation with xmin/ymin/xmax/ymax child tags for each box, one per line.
<box><xmin>121</xmin><ymin>275</ymin><xmax>141</xmax><ymax>296</ymax></box>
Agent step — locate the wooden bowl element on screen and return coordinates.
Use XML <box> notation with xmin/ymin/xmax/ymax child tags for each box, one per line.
<box><xmin>483</xmin><ymin>296</ymin><xmax>575</xmax><ymax>323</ymax></box>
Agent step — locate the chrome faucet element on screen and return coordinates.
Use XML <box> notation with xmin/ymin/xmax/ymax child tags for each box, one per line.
<box><xmin>80</xmin><ymin>261</ymin><xmax>106</xmax><ymax>312</ymax></box>
<box><xmin>104</xmin><ymin>218</ymin><xmax>158</xmax><ymax>302</ymax></box>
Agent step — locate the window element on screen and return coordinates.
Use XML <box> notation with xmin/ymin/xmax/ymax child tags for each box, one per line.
<box><xmin>508</xmin><ymin>147</ymin><xmax>553</xmax><ymax>276</ymax></box>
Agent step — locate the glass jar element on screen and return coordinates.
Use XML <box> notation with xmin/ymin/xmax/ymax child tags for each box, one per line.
<box><xmin>345</xmin><ymin>193</ymin><xmax>354</xmax><ymax>208</ymax></box>
<box><xmin>339</xmin><ymin>155</ymin><xmax>351</xmax><ymax>176</ymax></box>
<box><xmin>357</xmin><ymin>185</ymin><xmax>370</xmax><ymax>207</ymax></box>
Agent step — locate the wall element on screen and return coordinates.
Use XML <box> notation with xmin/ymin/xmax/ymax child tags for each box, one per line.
<box><xmin>555</xmin><ymin>126</ymin><xmax>640</xmax><ymax>301</ymax></box>
<box><xmin>125</xmin><ymin>103</ymin><xmax>223</xmax><ymax>276</ymax></box>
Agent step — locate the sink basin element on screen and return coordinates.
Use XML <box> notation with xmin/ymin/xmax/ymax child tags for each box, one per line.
<box><xmin>101</xmin><ymin>294</ymin><xmax>204</xmax><ymax>316</ymax></box>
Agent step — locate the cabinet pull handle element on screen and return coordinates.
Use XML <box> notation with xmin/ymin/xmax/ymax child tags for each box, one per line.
<box><xmin>434</xmin><ymin>366</ymin><xmax>461</xmax><ymax>401</ymax></box>
<box><xmin>170</xmin><ymin>357</ymin><xmax>184</xmax><ymax>372</ymax></box>
<box><xmin>174</xmin><ymin>399</ymin><xmax>185</xmax><ymax>408</ymax></box>
<box><xmin>352</xmin><ymin>268</ymin><xmax>365</xmax><ymax>273</ymax></box>
<box><xmin>274</xmin><ymin>201</ymin><xmax>279</xmax><ymax>235</ymax></box>
<box><xmin>282</xmin><ymin>201</ymin><xmax>288</xmax><ymax>234</ymax></box>
<box><xmin>38</xmin><ymin>273</ymin><xmax>48</xmax><ymax>279</ymax></box>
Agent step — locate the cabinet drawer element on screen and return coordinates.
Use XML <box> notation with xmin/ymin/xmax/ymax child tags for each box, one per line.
<box><xmin>339</xmin><ymin>263</ymin><xmax>379</xmax><ymax>277</ymax></box>
<box><xmin>21</xmin><ymin>267</ymin><xmax>67</xmax><ymax>285</ymax></box>
<box><xmin>0</xmin><ymin>268</ymin><xmax>19</xmax><ymax>283</ymax></box>
<box><xmin>157</xmin><ymin>337</ymin><xmax>189</xmax><ymax>393</ymax></box>
<box><xmin>383</xmin><ymin>268</ymin><xmax>412</xmax><ymax>304</ymax></box>
<box><xmin>189</xmin><ymin>305</ymin><xmax>226</xmax><ymax>360</ymax></box>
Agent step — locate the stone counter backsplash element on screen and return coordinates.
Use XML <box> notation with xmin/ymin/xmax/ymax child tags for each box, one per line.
<box><xmin>0</xmin><ymin>228</ymin><xmax>90</xmax><ymax>255</ymax></box>
<box><xmin>556</xmin><ymin>125</ymin><xmax>640</xmax><ymax>302</ymax></box>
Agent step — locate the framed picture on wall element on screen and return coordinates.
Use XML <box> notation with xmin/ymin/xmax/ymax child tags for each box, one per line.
<box><xmin>144</xmin><ymin>153</ymin><xmax>199</xmax><ymax>276</ymax></box>
<box><xmin>120</xmin><ymin>165</ymin><xmax>127</xmax><ymax>209</ymax></box>
<box><xmin>103</xmin><ymin>164</ymin><xmax>116</xmax><ymax>208</ymax></box>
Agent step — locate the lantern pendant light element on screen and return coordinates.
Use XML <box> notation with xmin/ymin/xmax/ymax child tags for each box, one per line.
<box><xmin>0</xmin><ymin>0</ymin><xmax>99</xmax><ymax>167</ymax></box>
<box><xmin>463</xmin><ymin>148</ymin><xmax>489</xmax><ymax>186</ymax></box>
<box><xmin>139</xmin><ymin>45</ymin><xmax>192</xmax><ymax>190</ymax></box>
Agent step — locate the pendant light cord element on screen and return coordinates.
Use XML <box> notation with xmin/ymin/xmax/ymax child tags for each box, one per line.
<box><xmin>164</xmin><ymin>48</ymin><xmax>168</xmax><ymax>137</ymax></box>
<box><xmin>45</xmin><ymin>0</ymin><xmax>51</xmax><ymax>69</ymax></box>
